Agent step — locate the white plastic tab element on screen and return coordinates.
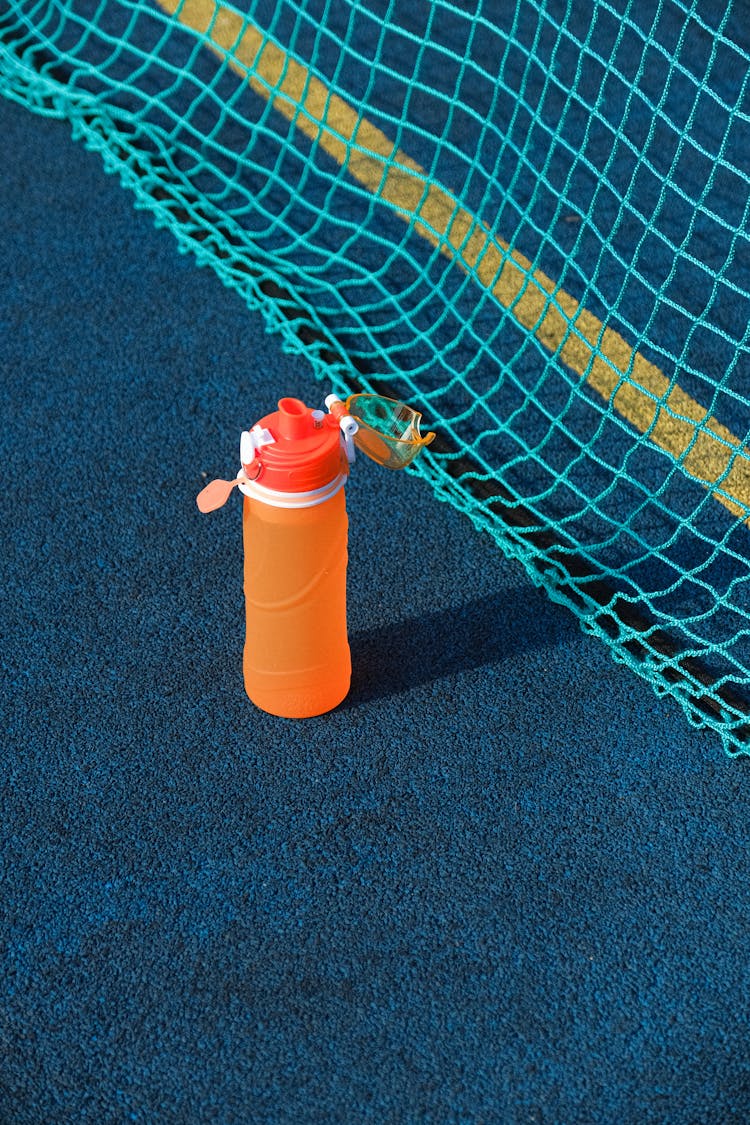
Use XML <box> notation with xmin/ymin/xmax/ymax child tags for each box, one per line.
<box><xmin>251</xmin><ymin>425</ymin><xmax>274</xmax><ymax>447</ymax></box>
<box><xmin>324</xmin><ymin>394</ymin><xmax>358</xmax><ymax>463</ymax></box>
<box><xmin>239</xmin><ymin>429</ymin><xmax>255</xmax><ymax>465</ymax></box>
<box><xmin>340</xmin><ymin>415</ymin><xmax>359</xmax><ymax>464</ymax></box>
<box><xmin>240</xmin><ymin>425</ymin><xmax>276</xmax><ymax>469</ymax></box>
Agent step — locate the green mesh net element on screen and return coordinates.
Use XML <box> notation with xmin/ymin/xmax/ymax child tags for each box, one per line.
<box><xmin>3</xmin><ymin>0</ymin><xmax>750</xmax><ymax>753</ymax></box>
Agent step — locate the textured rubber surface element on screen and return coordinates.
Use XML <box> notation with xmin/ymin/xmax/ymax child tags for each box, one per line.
<box><xmin>2</xmin><ymin>0</ymin><xmax>750</xmax><ymax>752</ymax></box>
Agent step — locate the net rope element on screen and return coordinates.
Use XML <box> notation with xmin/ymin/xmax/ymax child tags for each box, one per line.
<box><xmin>2</xmin><ymin>0</ymin><xmax>750</xmax><ymax>753</ymax></box>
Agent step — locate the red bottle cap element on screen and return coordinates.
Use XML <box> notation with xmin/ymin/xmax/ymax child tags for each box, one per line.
<box><xmin>247</xmin><ymin>397</ymin><xmax>347</xmax><ymax>492</ymax></box>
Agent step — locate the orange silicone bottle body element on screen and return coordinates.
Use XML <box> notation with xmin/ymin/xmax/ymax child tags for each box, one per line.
<box><xmin>234</xmin><ymin>395</ymin><xmax>352</xmax><ymax>718</ymax></box>
<box><xmin>241</xmin><ymin>474</ymin><xmax>350</xmax><ymax>719</ymax></box>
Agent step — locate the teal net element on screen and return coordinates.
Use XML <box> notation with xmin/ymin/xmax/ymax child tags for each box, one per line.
<box><xmin>3</xmin><ymin>0</ymin><xmax>750</xmax><ymax>753</ymax></box>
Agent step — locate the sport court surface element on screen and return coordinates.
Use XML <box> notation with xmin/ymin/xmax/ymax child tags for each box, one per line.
<box><xmin>4</xmin><ymin>0</ymin><xmax>750</xmax><ymax>746</ymax></box>
<box><xmin>3</xmin><ymin>3</ymin><xmax>750</xmax><ymax>1123</ymax></box>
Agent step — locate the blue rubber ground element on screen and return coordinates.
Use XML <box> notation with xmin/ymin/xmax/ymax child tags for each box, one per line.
<box><xmin>3</xmin><ymin>92</ymin><xmax>750</xmax><ymax>1124</ymax></box>
<box><xmin>4</xmin><ymin>0</ymin><xmax>749</xmax><ymax>688</ymax></box>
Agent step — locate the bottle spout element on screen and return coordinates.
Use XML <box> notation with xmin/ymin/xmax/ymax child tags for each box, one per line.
<box><xmin>344</xmin><ymin>393</ymin><xmax>435</xmax><ymax>470</ymax></box>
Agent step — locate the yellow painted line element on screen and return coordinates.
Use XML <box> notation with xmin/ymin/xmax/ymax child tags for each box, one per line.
<box><xmin>157</xmin><ymin>0</ymin><xmax>750</xmax><ymax>520</ymax></box>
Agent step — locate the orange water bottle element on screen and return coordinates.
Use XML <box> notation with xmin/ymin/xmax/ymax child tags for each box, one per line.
<box><xmin>239</xmin><ymin>395</ymin><xmax>354</xmax><ymax>717</ymax></box>
<box><xmin>197</xmin><ymin>391</ymin><xmax>434</xmax><ymax>717</ymax></box>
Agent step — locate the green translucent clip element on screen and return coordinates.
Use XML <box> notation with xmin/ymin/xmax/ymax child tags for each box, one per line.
<box><xmin>345</xmin><ymin>393</ymin><xmax>435</xmax><ymax>470</ymax></box>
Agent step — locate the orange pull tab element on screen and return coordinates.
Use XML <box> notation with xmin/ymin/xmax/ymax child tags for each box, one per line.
<box><xmin>196</xmin><ymin>476</ymin><xmax>241</xmax><ymax>513</ymax></box>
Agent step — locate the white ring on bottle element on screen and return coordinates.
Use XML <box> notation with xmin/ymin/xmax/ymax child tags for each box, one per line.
<box><xmin>238</xmin><ymin>473</ymin><xmax>347</xmax><ymax>509</ymax></box>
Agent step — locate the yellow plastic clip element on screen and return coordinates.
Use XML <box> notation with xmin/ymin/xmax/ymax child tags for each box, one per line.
<box><xmin>345</xmin><ymin>393</ymin><xmax>435</xmax><ymax>470</ymax></box>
